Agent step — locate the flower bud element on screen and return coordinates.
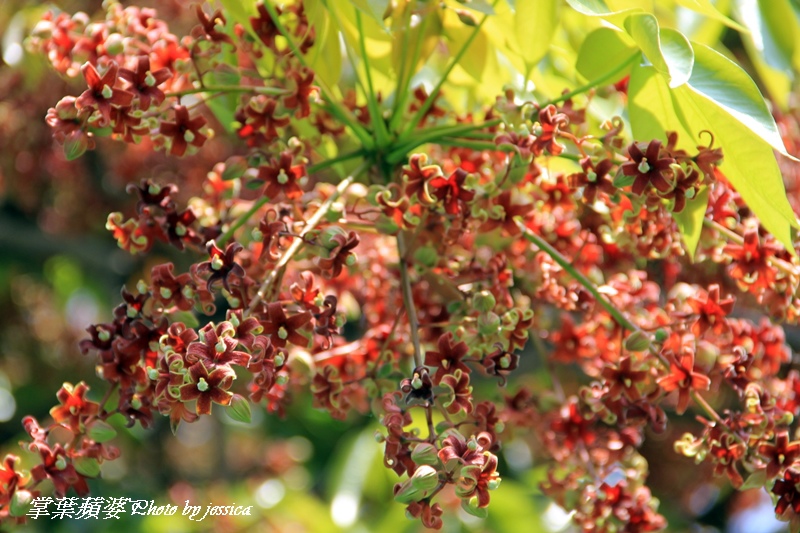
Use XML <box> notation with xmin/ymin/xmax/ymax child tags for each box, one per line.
<box><xmin>624</xmin><ymin>330</ymin><xmax>651</xmax><ymax>352</ymax></box>
<box><xmin>10</xmin><ymin>490</ymin><xmax>33</xmax><ymax>517</ymax></box>
<box><xmin>88</xmin><ymin>420</ymin><xmax>117</xmax><ymax>443</ymax></box>
<box><xmin>473</xmin><ymin>291</ymin><xmax>496</xmax><ymax>313</ymax></box>
<box><xmin>411</xmin><ymin>443</ymin><xmax>440</xmax><ymax>466</ymax></box>
<box><xmin>227</xmin><ymin>394</ymin><xmax>252</xmax><ymax>424</ymax></box>
<box><xmin>410</xmin><ymin>465</ymin><xmax>439</xmax><ymax>492</ymax></box>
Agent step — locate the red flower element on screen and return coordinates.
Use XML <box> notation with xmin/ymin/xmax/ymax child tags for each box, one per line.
<box><xmin>428</xmin><ymin>168</ymin><xmax>475</xmax><ymax>215</ymax></box>
<box><xmin>283</xmin><ymin>66</ymin><xmax>316</xmax><ymax>118</ymax></box>
<box><xmin>568</xmin><ymin>157</ymin><xmax>615</xmax><ymax>203</ymax></box>
<box><xmin>425</xmin><ymin>332</ymin><xmax>471</xmax><ymax>383</ymax></box>
<box><xmin>600</xmin><ymin>356</ymin><xmax>648</xmax><ymax>401</ymax></box>
<box><xmin>656</xmin><ymin>335</ymin><xmax>710</xmax><ymax>414</ymax></box>
<box><xmin>480</xmin><ymin>191</ymin><xmax>532</xmax><ymax>236</ymax></box>
<box><xmin>759</xmin><ymin>431</ymin><xmax>800</xmax><ymax>479</ymax></box>
<box><xmin>159</xmin><ymin>105</ymin><xmax>208</xmax><ymax>157</ymax></box>
<box><xmin>260</xmin><ymin>302</ymin><xmax>311</xmax><ymax>348</ymax></box>
<box><xmin>773</xmin><ymin>467</ymin><xmax>800</xmax><ymax>519</ymax></box>
<box><xmin>179</xmin><ymin>362</ymin><xmax>236</xmax><ymax>415</ymax></box>
<box><xmin>257</xmin><ymin>151</ymin><xmax>306</xmax><ymax>200</ymax></box>
<box><xmin>685</xmin><ymin>284</ymin><xmax>735</xmax><ymax>337</ymax></box>
<box><xmin>724</xmin><ymin>229</ymin><xmax>780</xmax><ymax>293</ymax></box>
<box><xmin>402</xmin><ymin>153</ymin><xmax>441</xmax><ymax>203</ymax></box>
<box><xmin>118</xmin><ymin>55</ymin><xmax>171</xmax><ymax>111</ymax></box>
<box><xmin>192</xmin><ymin>6</ymin><xmax>234</xmax><ymax>45</ymax></box>
<box><xmin>49</xmin><ymin>382</ymin><xmax>100</xmax><ymax>433</ymax></box>
<box><xmin>75</xmin><ymin>61</ymin><xmax>134</xmax><ymax>126</ymax></box>
<box><xmin>186</xmin><ymin>322</ymin><xmax>251</xmax><ymax>368</ymax></box>
<box><xmin>532</xmin><ymin>104</ymin><xmax>569</xmax><ymax>156</ymax></box>
<box><xmin>193</xmin><ymin>241</ymin><xmax>245</xmax><ymax>295</ymax></box>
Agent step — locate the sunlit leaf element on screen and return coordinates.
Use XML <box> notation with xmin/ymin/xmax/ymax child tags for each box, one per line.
<box><xmin>624</xmin><ymin>14</ymin><xmax>694</xmax><ymax>88</ymax></box>
<box><xmin>515</xmin><ymin>0</ymin><xmax>560</xmax><ymax>75</ymax></box>
<box><xmin>676</xmin><ymin>0</ymin><xmax>747</xmax><ymax>32</ymax></box>
<box><xmin>576</xmin><ymin>27</ymin><xmax>637</xmax><ymax>81</ymax></box>
<box><xmin>305</xmin><ymin>0</ymin><xmax>344</xmax><ymax>88</ymax></box>
<box><xmin>687</xmin><ymin>41</ymin><xmax>793</xmax><ymax>159</ymax></box>
<box><xmin>673</xmin><ymin>185</ymin><xmax>710</xmax><ymax>258</ymax></box>
<box><xmin>565</xmin><ymin>0</ymin><xmax>635</xmax><ymax>16</ymax></box>
<box><xmin>628</xmin><ymin>65</ymin><xmax>693</xmax><ymax>146</ymax></box>
<box><xmin>673</xmin><ymin>85</ymin><xmax>798</xmax><ymax>253</ymax></box>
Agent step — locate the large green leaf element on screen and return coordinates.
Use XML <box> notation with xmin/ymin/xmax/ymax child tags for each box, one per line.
<box><xmin>676</xmin><ymin>0</ymin><xmax>747</xmax><ymax>32</ymax></box>
<box><xmin>673</xmin><ymin>186</ymin><xmax>710</xmax><ymax>259</ymax></box>
<box><xmin>305</xmin><ymin>0</ymin><xmax>343</xmax><ymax>88</ymax></box>
<box><xmin>576</xmin><ymin>27</ymin><xmax>637</xmax><ymax>81</ymax></box>
<box><xmin>624</xmin><ymin>14</ymin><xmax>694</xmax><ymax>88</ymax></box>
<box><xmin>565</xmin><ymin>0</ymin><xmax>636</xmax><ymax>16</ymax></box>
<box><xmin>515</xmin><ymin>0</ymin><xmax>560</xmax><ymax>75</ymax></box>
<box><xmin>686</xmin><ymin>41</ymin><xmax>794</xmax><ymax>159</ymax></box>
<box><xmin>628</xmin><ymin>66</ymin><xmax>693</xmax><ymax>146</ymax></box>
<box><xmin>673</xmin><ymin>85</ymin><xmax>798</xmax><ymax>253</ymax></box>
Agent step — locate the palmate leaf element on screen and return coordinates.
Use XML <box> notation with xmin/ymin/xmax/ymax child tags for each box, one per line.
<box><xmin>621</xmin><ymin>14</ymin><xmax>797</xmax><ymax>254</ymax></box>
<box><xmin>514</xmin><ymin>0</ymin><xmax>560</xmax><ymax>76</ymax></box>
<box><xmin>676</xmin><ymin>0</ymin><xmax>747</xmax><ymax>32</ymax></box>
<box><xmin>624</xmin><ymin>14</ymin><xmax>694</xmax><ymax>88</ymax></box>
<box><xmin>576</xmin><ymin>27</ymin><xmax>636</xmax><ymax>81</ymax></box>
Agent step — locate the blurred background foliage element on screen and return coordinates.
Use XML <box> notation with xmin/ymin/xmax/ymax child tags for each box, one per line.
<box><xmin>2</xmin><ymin>0</ymin><xmax>800</xmax><ymax>531</ymax></box>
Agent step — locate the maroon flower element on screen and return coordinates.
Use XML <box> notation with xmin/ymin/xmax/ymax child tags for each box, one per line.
<box><xmin>283</xmin><ymin>66</ymin><xmax>315</xmax><ymax>118</ymax></box>
<box><xmin>619</xmin><ymin>139</ymin><xmax>675</xmax><ymax>195</ymax></box>
<box><xmin>479</xmin><ymin>191</ymin><xmax>532</xmax><ymax>236</ymax></box>
<box><xmin>759</xmin><ymin>432</ymin><xmax>800</xmax><ymax>479</ymax></box>
<box><xmin>568</xmin><ymin>157</ymin><xmax>615</xmax><ymax>203</ymax></box>
<box><xmin>425</xmin><ymin>332</ymin><xmax>471</xmax><ymax>383</ymax></box>
<box><xmin>532</xmin><ymin>104</ymin><xmax>569</xmax><ymax>156</ymax></box>
<box><xmin>440</xmin><ymin>369</ymin><xmax>473</xmax><ymax>414</ymax></box>
<box><xmin>243</xmin><ymin>96</ymin><xmax>290</xmax><ymax>141</ymax></box>
<box><xmin>192</xmin><ymin>6</ymin><xmax>234</xmax><ymax>45</ymax></box>
<box><xmin>75</xmin><ymin>61</ymin><xmax>134</xmax><ymax>126</ymax></box>
<box><xmin>403</xmin><ymin>153</ymin><xmax>442</xmax><ymax>203</ymax></box>
<box><xmin>405</xmin><ymin>500</ymin><xmax>443</xmax><ymax>529</ymax></box>
<box><xmin>773</xmin><ymin>467</ymin><xmax>800</xmax><ymax>519</ymax></box>
<box><xmin>256</xmin><ymin>151</ymin><xmax>305</xmax><ymax>200</ymax></box>
<box><xmin>193</xmin><ymin>241</ymin><xmax>245</xmax><ymax>295</ymax></box>
<box><xmin>179</xmin><ymin>362</ymin><xmax>236</xmax><ymax>415</ymax></box>
<box><xmin>685</xmin><ymin>284</ymin><xmax>735</xmax><ymax>337</ymax></box>
<box><xmin>186</xmin><ymin>322</ymin><xmax>251</xmax><ymax>368</ymax></box>
<box><xmin>159</xmin><ymin>105</ymin><xmax>208</xmax><ymax>157</ymax></box>
<box><xmin>601</xmin><ymin>356</ymin><xmax>648</xmax><ymax>401</ymax></box>
<box><xmin>315</xmin><ymin>230</ymin><xmax>359</xmax><ymax>279</ymax></box>
<box><xmin>260</xmin><ymin>302</ymin><xmax>311</xmax><ymax>348</ymax></box>
<box><xmin>118</xmin><ymin>55</ymin><xmax>171</xmax><ymax>110</ymax></box>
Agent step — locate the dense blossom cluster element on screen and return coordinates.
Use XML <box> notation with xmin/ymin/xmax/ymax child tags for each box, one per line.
<box><xmin>5</xmin><ymin>0</ymin><xmax>800</xmax><ymax>531</ymax></box>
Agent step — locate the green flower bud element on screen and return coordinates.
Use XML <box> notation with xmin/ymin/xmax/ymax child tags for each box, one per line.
<box><xmin>473</xmin><ymin>290</ymin><xmax>496</xmax><ymax>313</ymax></box>
<box><xmin>624</xmin><ymin>330</ymin><xmax>651</xmax><ymax>352</ymax></box>
<box><xmin>411</xmin><ymin>443</ymin><xmax>440</xmax><ymax>466</ymax></box>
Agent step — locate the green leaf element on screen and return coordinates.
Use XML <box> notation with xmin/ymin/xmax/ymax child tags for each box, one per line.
<box><xmin>349</xmin><ymin>0</ymin><xmax>390</xmax><ymax>26</ymax></box>
<box><xmin>628</xmin><ymin>65</ymin><xmax>693</xmax><ymax>145</ymax></box>
<box><xmin>686</xmin><ymin>41</ymin><xmax>794</xmax><ymax>159</ymax></box>
<box><xmin>73</xmin><ymin>456</ymin><xmax>101</xmax><ymax>477</ymax></box>
<box><xmin>676</xmin><ymin>0</ymin><xmax>747</xmax><ymax>33</ymax></box>
<box><xmin>752</xmin><ymin>0</ymin><xmax>798</xmax><ymax>71</ymax></box>
<box><xmin>515</xmin><ymin>0</ymin><xmax>560</xmax><ymax>73</ymax></box>
<box><xmin>576</xmin><ymin>27</ymin><xmax>637</xmax><ymax>82</ymax></box>
<box><xmin>624</xmin><ymin>14</ymin><xmax>695</xmax><ymax>88</ymax></box>
<box><xmin>672</xmin><ymin>185</ymin><xmax>710</xmax><ymax>258</ymax></box>
<box><xmin>673</xmin><ymin>85</ymin><xmax>798</xmax><ymax>253</ymax></box>
<box><xmin>87</xmin><ymin>420</ymin><xmax>117</xmax><ymax>443</ymax></box>
<box><xmin>305</xmin><ymin>0</ymin><xmax>343</xmax><ymax>88</ymax></box>
<box><xmin>565</xmin><ymin>0</ymin><xmax>635</xmax><ymax>16</ymax></box>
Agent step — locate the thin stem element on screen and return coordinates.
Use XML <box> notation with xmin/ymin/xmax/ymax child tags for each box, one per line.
<box><xmin>517</xmin><ymin>221</ymin><xmax>638</xmax><ymax>332</ymax></box>
<box><xmin>165</xmin><ymin>85</ymin><xmax>288</xmax><ymax>98</ymax></box>
<box><xmin>692</xmin><ymin>390</ymin><xmax>746</xmax><ymax>446</ymax></box>
<box><xmin>539</xmin><ymin>53</ymin><xmax>639</xmax><ymax>108</ymax></box>
<box><xmin>306</xmin><ymin>147</ymin><xmax>368</xmax><ymax>175</ymax></box>
<box><xmin>388</xmin><ymin>119</ymin><xmax>503</xmax><ymax>164</ymax></box>
<box><xmin>397</xmin><ymin>231</ymin><xmax>423</xmax><ymax>368</ymax></box>
<box><xmin>388</xmin><ymin>0</ymin><xmax>417</xmax><ymax>131</ymax></box>
<box><xmin>246</xmin><ymin>163</ymin><xmax>368</xmax><ymax>314</ymax></box>
<box><xmin>398</xmin><ymin>1</ymin><xmax>498</xmax><ymax>139</ymax></box>
<box><xmin>355</xmin><ymin>11</ymin><xmax>390</xmax><ymax>147</ymax></box>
